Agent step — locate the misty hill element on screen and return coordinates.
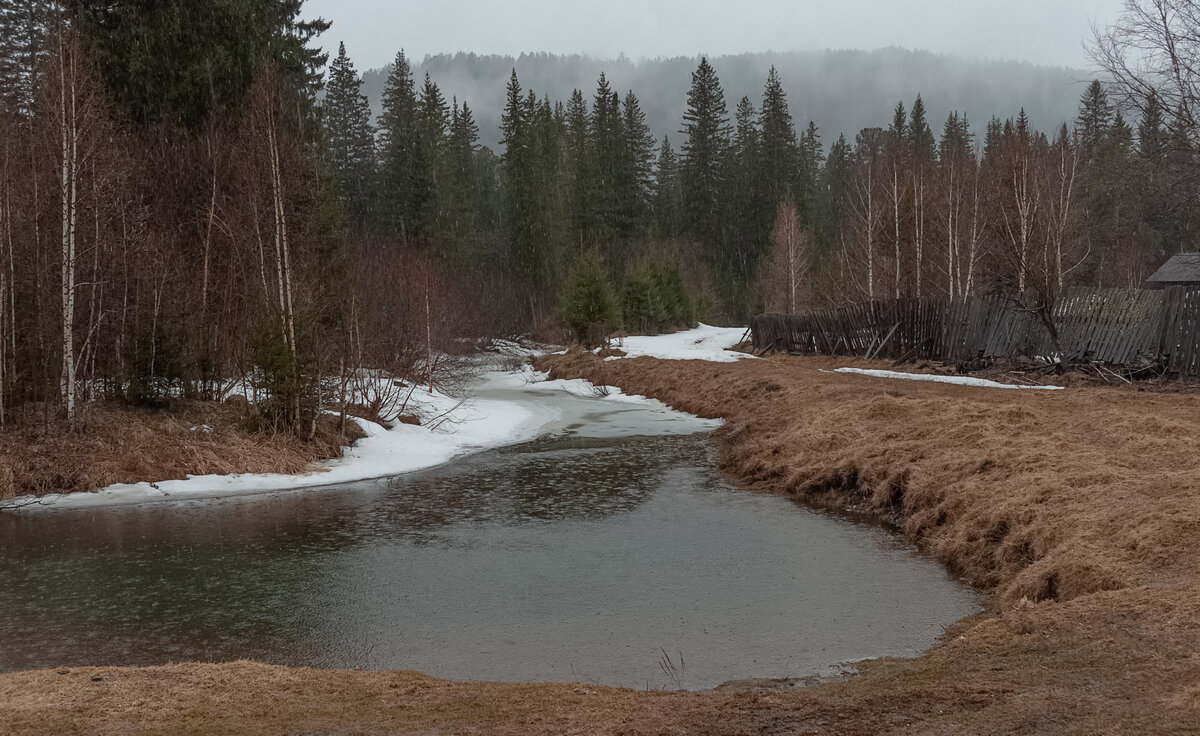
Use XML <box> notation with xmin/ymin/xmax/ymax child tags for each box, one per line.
<box><xmin>360</xmin><ymin>48</ymin><xmax>1092</xmax><ymax>151</ymax></box>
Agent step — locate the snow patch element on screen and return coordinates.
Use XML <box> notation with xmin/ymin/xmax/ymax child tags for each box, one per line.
<box><xmin>604</xmin><ymin>324</ymin><xmax>752</xmax><ymax>363</ymax></box>
<box><xmin>830</xmin><ymin>368</ymin><xmax>1066</xmax><ymax>391</ymax></box>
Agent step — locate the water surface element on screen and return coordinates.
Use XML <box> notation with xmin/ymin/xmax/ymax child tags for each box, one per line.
<box><xmin>0</xmin><ymin>380</ymin><xmax>977</xmax><ymax>689</ymax></box>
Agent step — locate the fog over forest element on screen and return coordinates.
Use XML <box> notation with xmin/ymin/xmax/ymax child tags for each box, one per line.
<box><xmin>361</xmin><ymin>48</ymin><xmax>1089</xmax><ymax>149</ymax></box>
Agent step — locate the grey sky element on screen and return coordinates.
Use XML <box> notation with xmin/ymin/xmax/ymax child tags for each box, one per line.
<box><xmin>303</xmin><ymin>0</ymin><xmax>1127</xmax><ymax>72</ymax></box>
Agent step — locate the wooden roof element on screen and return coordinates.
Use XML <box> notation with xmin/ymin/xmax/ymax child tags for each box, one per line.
<box><xmin>1148</xmin><ymin>253</ymin><xmax>1200</xmax><ymax>284</ymax></box>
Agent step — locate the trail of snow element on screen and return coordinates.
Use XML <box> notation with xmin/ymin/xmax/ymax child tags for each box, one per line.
<box><xmin>603</xmin><ymin>324</ymin><xmax>752</xmax><ymax>363</ymax></box>
<box><xmin>829</xmin><ymin>368</ymin><xmax>1066</xmax><ymax>391</ymax></box>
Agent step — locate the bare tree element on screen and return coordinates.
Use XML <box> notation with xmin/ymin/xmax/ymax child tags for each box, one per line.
<box><xmin>963</xmin><ymin>152</ymin><xmax>987</xmax><ymax>300</ymax></box>
<box><xmin>846</xmin><ymin>129</ymin><xmax>884</xmax><ymax>301</ymax></box>
<box><xmin>886</xmin><ymin>159</ymin><xmax>908</xmax><ymax>298</ymax></box>
<box><xmin>1043</xmin><ymin>127</ymin><xmax>1084</xmax><ymax>291</ymax></box>
<box><xmin>759</xmin><ymin>199</ymin><xmax>809</xmax><ymax>314</ymax></box>
<box><xmin>42</xmin><ymin>25</ymin><xmax>108</xmax><ymax>429</ymax></box>
<box><xmin>0</xmin><ymin>113</ymin><xmax>12</xmax><ymax>427</ymax></box>
<box><xmin>1090</xmin><ymin>0</ymin><xmax>1200</xmax><ymax>126</ymax></box>
<box><xmin>997</xmin><ymin>116</ymin><xmax>1039</xmax><ymax>294</ymax></box>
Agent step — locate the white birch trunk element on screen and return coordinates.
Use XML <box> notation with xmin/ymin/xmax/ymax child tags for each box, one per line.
<box><xmin>966</xmin><ymin>167</ymin><xmax>982</xmax><ymax>299</ymax></box>
<box><xmin>892</xmin><ymin>164</ymin><xmax>901</xmax><ymax>298</ymax></box>
<box><xmin>59</xmin><ymin>35</ymin><xmax>78</xmax><ymax>427</ymax></box>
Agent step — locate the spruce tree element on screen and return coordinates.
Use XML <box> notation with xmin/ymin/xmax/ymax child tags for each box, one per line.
<box><xmin>908</xmin><ymin>95</ymin><xmax>936</xmax><ymax>163</ymax></box>
<box><xmin>529</xmin><ymin>92</ymin><xmax>567</xmax><ymax>285</ymax></box>
<box><xmin>446</xmin><ymin>99</ymin><xmax>481</xmax><ymax>262</ymax></box>
<box><xmin>1086</xmin><ymin>111</ymin><xmax>1137</xmax><ymax>284</ymax></box>
<box><xmin>889</xmin><ymin>101</ymin><xmax>909</xmax><ymax>145</ymax></box>
<box><xmin>653</xmin><ymin>136</ymin><xmax>683</xmax><ymax>239</ymax></box>
<box><xmin>1139</xmin><ymin>91</ymin><xmax>1166</xmax><ymax>164</ymax></box>
<box><xmin>564</xmin><ymin>88</ymin><xmax>590</xmax><ymax>242</ymax></box>
<box><xmin>500</xmin><ymin>70</ymin><xmax>527</xmax><ymax>163</ymax></box>
<box><xmin>801</xmin><ymin>122</ymin><xmax>823</xmax><ymax>171</ymax></box>
<box><xmin>799</xmin><ymin>120</ymin><xmax>826</xmax><ymax>244</ymax></box>
<box><xmin>587</xmin><ymin>73</ymin><xmax>621</xmax><ymax>242</ymax></box>
<box><xmin>500</xmin><ymin>73</ymin><xmax>565</xmax><ymax>295</ymax></box>
<box><xmin>982</xmin><ymin>116</ymin><xmax>1004</xmax><ymax>164</ymax></box>
<box><xmin>824</xmin><ymin>133</ymin><xmax>854</xmax><ymax>248</ymax></box>
<box><xmin>414</xmin><ymin>72</ymin><xmax>451</xmax><ymax>243</ymax></box>
<box><xmin>71</xmin><ymin>0</ymin><xmax>330</xmax><ymax>126</ymax></box>
<box><xmin>758</xmin><ymin>66</ymin><xmax>799</xmax><ymax>208</ymax></box>
<box><xmin>1134</xmin><ymin>92</ymin><xmax>1169</xmax><ymax>262</ymax></box>
<box><xmin>616</xmin><ymin>90</ymin><xmax>656</xmax><ymax>238</ymax></box>
<box><xmin>1077</xmin><ymin>80</ymin><xmax>1113</xmax><ymax>161</ymax></box>
<box><xmin>323</xmin><ymin>42</ymin><xmax>376</xmax><ymax>230</ymax></box>
<box><xmin>500</xmin><ymin>70</ymin><xmax>537</xmax><ymax>282</ymax></box>
<box><xmin>726</xmin><ymin>94</ymin><xmax>767</xmax><ymax>308</ymax></box>
<box><xmin>377</xmin><ymin>50</ymin><xmax>420</xmax><ymax>240</ymax></box>
<box><xmin>680</xmin><ymin>57</ymin><xmax>731</xmax><ymax>254</ymax></box>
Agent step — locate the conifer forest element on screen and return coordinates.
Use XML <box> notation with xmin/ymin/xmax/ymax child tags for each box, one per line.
<box><xmin>0</xmin><ymin>0</ymin><xmax>1194</xmax><ymax>433</ymax></box>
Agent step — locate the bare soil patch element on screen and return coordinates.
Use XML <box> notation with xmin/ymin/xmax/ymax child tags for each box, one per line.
<box><xmin>3</xmin><ymin>351</ymin><xmax>1198</xmax><ymax>734</ymax></box>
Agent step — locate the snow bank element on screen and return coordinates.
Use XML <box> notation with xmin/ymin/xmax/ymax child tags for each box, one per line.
<box><xmin>7</xmin><ymin>361</ymin><xmax>716</xmax><ymax>511</ymax></box>
<box><xmin>830</xmin><ymin>368</ymin><xmax>1066</xmax><ymax>391</ymax></box>
<box><xmin>13</xmin><ymin>379</ymin><xmax>555</xmax><ymax>511</ymax></box>
<box><xmin>604</xmin><ymin>324</ymin><xmax>752</xmax><ymax>363</ymax></box>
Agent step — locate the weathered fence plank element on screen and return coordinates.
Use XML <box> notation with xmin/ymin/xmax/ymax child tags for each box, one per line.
<box><xmin>752</xmin><ymin>287</ymin><xmax>1200</xmax><ymax>376</ymax></box>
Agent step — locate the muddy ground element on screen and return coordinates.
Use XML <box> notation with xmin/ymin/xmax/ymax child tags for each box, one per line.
<box><xmin>2</xmin><ymin>351</ymin><xmax>1198</xmax><ymax>734</ymax></box>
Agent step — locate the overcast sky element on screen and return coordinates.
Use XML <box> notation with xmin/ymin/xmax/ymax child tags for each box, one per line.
<box><xmin>302</xmin><ymin>0</ymin><xmax>1127</xmax><ymax>71</ymax></box>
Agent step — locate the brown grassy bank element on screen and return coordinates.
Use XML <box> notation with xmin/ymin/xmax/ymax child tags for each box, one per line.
<box><xmin>0</xmin><ymin>402</ymin><xmax>365</xmax><ymax>501</ymax></box>
<box><xmin>2</xmin><ymin>352</ymin><xmax>1199</xmax><ymax>734</ymax></box>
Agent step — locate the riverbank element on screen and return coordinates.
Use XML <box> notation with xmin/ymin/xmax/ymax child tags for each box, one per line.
<box><xmin>0</xmin><ymin>402</ymin><xmax>365</xmax><ymax>504</ymax></box>
<box><xmin>3</xmin><ymin>344</ymin><xmax>1198</xmax><ymax>733</ymax></box>
<box><xmin>0</xmin><ymin>331</ymin><xmax>745</xmax><ymax>510</ymax></box>
<box><xmin>0</xmin><ymin>369</ymin><xmax>560</xmax><ymax>509</ymax></box>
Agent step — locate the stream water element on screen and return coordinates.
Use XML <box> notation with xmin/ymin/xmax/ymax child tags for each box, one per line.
<box><xmin>0</xmin><ymin>376</ymin><xmax>978</xmax><ymax>690</ymax></box>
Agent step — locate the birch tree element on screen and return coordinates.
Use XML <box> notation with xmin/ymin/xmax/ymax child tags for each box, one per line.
<box><xmin>849</xmin><ymin>128</ymin><xmax>885</xmax><ymax>300</ymax></box>
<box><xmin>44</xmin><ymin>25</ymin><xmax>106</xmax><ymax>428</ymax></box>
<box><xmin>998</xmin><ymin>112</ymin><xmax>1039</xmax><ymax>293</ymax></box>
<box><xmin>759</xmin><ymin>199</ymin><xmax>809</xmax><ymax>314</ymax></box>
<box><xmin>885</xmin><ymin>103</ymin><xmax>909</xmax><ymax>298</ymax></box>
<box><xmin>1044</xmin><ymin>125</ymin><xmax>1081</xmax><ymax>291</ymax></box>
<box><xmin>938</xmin><ymin>112</ymin><xmax>974</xmax><ymax>301</ymax></box>
<box><xmin>908</xmin><ymin>96</ymin><xmax>935</xmax><ymax>298</ymax></box>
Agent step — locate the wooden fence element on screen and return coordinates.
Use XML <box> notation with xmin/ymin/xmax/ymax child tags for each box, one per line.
<box><xmin>750</xmin><ymin>286</ymin><xmax>1200</xmax><ymax>376</ymax></box>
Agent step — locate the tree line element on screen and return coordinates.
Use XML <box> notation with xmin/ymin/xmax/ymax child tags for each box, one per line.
<box><xmin>324</xmin><ymin>37</ymin><xmax>1192</xmax><ymax>332</ymax></box>
<box><xmin>0</xmin><ymin>0</ymin><xmax>1195</xmax><ymax>434</ymax></box>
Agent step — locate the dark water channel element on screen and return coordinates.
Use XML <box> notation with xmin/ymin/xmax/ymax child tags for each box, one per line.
<box><xmin>0</xmin><ymin>382</ymin><xmax>978</xmax><ymax>690</ymax></box>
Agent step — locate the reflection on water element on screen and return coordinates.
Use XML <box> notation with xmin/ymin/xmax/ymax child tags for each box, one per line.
<box><xmin>0</xmin><ymin>388</ymin><xmax>978</xmax><ymax>690</ymax></box>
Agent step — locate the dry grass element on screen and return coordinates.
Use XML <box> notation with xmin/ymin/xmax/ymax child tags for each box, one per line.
<box><xmin>0</xmin><ymin>402</ymin><xmax>366</xmax><ymax>500</ymax></box>
<box><xmin>3</xmin><ymin>351</ymin><xmax>1200</xmax><ymax>734</ymax></box>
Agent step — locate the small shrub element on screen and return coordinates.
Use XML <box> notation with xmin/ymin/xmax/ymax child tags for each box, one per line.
<box><xmin>560</xmin><ymin>251</ymin><xmax>620</xmax><ymax>346</ymax></box>
<box><xmin>622</xmin><ymin>259</ymin><xmax>694</xmax><ymax>334</ymax></box>
<box><xmin>250</xmin><ymin>328</ymin><xmax>321</xmax><ymax>434</ymax></box>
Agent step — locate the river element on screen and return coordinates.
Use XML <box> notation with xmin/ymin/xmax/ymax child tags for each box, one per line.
<box><xmin>0</xmin><ymin>374</ymin><xmax>978</xmax><ymax>690</ymax></box>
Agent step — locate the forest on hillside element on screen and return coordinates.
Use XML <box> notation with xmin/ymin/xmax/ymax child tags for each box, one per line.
<box><xmin>0</xmin><ymin>0</ymin><xmax>1195</xmax><ymax>438</ymax></box>
<box><xmin>359</xmin><ymin>49</ymin><xmax>1086</xmax><ymax>150</ymax></box>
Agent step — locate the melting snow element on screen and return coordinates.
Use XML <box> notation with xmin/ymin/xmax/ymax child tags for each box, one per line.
<box><xmin>6</xmin><ymin>360</ymin><xmax>714</xmax><ymax>511</ymax></box>
<box><xmin>603</xmin><ymin>324</ymin><xmax>752</xmax><ymax>363</ymax></box>
<box><xmin>830</xmin><ymin>368</ymin><xmax>1065</xmax><ymax>391</ymax></box>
